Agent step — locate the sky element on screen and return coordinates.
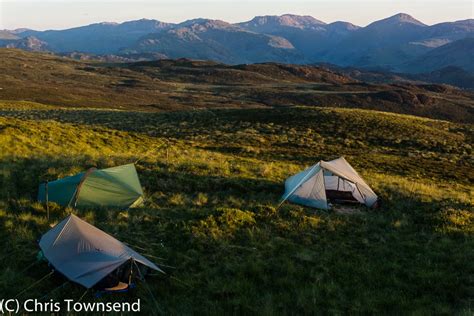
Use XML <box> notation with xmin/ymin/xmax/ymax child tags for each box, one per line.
<box><xmin>0</xmin><ymin>0</ymin><xmax>472</xmax><ymax>30</ymax></box>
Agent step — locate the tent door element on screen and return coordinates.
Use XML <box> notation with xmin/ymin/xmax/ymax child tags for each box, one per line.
<box><xmin>323</xmin><ymin>174</ymin><xmax>363</xmax><ymax>204</ymax></box>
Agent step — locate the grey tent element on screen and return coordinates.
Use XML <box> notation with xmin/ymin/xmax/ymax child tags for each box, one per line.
<box><xmin>39</xmin><ymin>214</ymin><xmax>163</xmax><ymax>289</ymax></box>
<box><xmin>281</xmin><ymin>157</ymin><xmax>378</xmax><ymax>209</ymax></box>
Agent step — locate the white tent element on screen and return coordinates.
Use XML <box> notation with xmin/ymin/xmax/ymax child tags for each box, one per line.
<box><xmin>280</xmin><ymin>157</ymin><xmax>378</xmax><ymax>210</ymax></box>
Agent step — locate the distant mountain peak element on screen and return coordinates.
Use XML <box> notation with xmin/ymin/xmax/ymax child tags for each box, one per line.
<box><xmin>391</xmin><ymin>13</ymin><xmax>425</xmax><ymax>24</ymax></box>
<box><xmin>96</xmin><ymin>22</ymin><xmax>119</xmax><ymax>26</ymax></box>
<box><xmin>176</xmin><ymin>19</ymin><xmax>240</xmax><ymax>33</ymax></box>
<box><xmin>120</xmin><ymin>19</ymin><xmax>174</xmax><ymax>29</ymax></box>
<box><xmin>121</xmin><ymin>18</ymin><xmax>160</xmax><ymax>24</ymax></box>
<box><xmin>327</xmin><ymin>21</ymin><xmax>361</xmax><ymax>31</ymax></box>
<box><xmin>370</xmin><ymin>13</ymin><xmax>426</xmax><ymax>27</ymax></box>
<box><xmin>277</xmin><ymin>14</ymin><xmax>326</xmax><ymax>26</ymax></box>
<box><xmin>180</xmin><ymin>18</ymin><xmax>219</xmax><ymax>26</ymax></box>
<box><xmin>240</xmin><ymin>14</ymin><xmax>326</xmax><ymax>29</ymax></box>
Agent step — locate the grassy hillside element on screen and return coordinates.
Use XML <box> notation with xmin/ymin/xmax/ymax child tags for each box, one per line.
<box><xmin>1</xmin><ymin>49</ymin><xmax>473</xmax><ymax>122</ymax></box>
<box><xmin>0</xmin><ymin>101</ymin><xmax>472</xmax><ymax>314</ymax></box>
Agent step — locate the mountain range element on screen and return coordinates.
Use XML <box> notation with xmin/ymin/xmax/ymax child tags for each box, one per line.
<box><xmin>1</xmin><ymin>13</ymin><xmax>473</xmax><ymax>82</ymax></box>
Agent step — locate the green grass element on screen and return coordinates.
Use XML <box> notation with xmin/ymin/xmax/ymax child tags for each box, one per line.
<box><xmin>0</xmin><ymin>101</ymin><xmax>473</xmax><ymax>314</ymax></box>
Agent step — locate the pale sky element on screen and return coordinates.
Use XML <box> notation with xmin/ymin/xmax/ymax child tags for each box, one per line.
<box><xmin>0</xmin><ymin>0</ymin><xmax>472</xmax><ymax>31</ymax></box>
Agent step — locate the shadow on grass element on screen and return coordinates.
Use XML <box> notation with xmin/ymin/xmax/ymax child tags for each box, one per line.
<box><xmin>1</xmin><ymin>107</ymin><xmax>472</xmax><ymax>187</ymax></box>
<box><xmin>0</xmin><ymin>154</ymin><xmax>472</xmax><ymax>313</ymax></box>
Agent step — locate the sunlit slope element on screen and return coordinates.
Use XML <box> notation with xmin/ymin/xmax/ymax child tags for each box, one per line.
<box><xmin>1</xmin><ymin>102</ymin><xmax>472</xmax><ymax>185</ymax></box>
<box><xmin>0</xmin><ymin>102</ymin><xmax>472</xmax><ymax>314</ymax></box>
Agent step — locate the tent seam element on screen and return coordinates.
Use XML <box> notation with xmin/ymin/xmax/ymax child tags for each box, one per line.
<box><xmin>281</xmin><ymin>164</ymin><xmax>319</xmax><ymax>204</ymax></box>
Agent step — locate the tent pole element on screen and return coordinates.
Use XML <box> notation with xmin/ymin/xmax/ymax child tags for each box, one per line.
<box><xmin>45</xmin><ymin>181</ymin><xmax>49</xmax><ymax>221</ymax></box>
<box><xmin>322</xmin><ymin>172</ymin><xmax>328</xmax><ymax>209</ymax></box>
<box><xmin>275</xmin><ymin>200</ymin><xmax>285</xmax><ymax>211</ymax></box>
<box><xmin>355</xmin><ymin>183</ymin><xmax>367</xmax><ymax>206</ymax></box>
<box><xmin>279</xmin><ymin>164</ymin><xmax>319</xmax><ymax>210</ymax></box>
<box><xmin>70</xmin><ymin>167</ymin><xmax>97</xmax><ymax>208</ymax></box>
<box><xmin>128</xmin><ymin>258</ymin><xmax>133</xmax><ymax>285</ymax></box>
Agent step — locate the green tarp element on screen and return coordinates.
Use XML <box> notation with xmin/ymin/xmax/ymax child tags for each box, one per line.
<box><xmin>38</xmin><ymin>164</ymin><xmax>143</xmax><ymax>209</ymax></box>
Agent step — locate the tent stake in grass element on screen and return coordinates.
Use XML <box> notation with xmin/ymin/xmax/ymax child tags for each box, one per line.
<box><xmin>133</xmin><ymin>260</ymin><xmax>164</xmax><ymax>315</ymax></box>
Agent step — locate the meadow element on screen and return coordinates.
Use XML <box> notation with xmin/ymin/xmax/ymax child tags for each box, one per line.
<box><xmin>0</xmin><ymin>100</ymin><xmax>472</xmax><ymax>314</ymax></box>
